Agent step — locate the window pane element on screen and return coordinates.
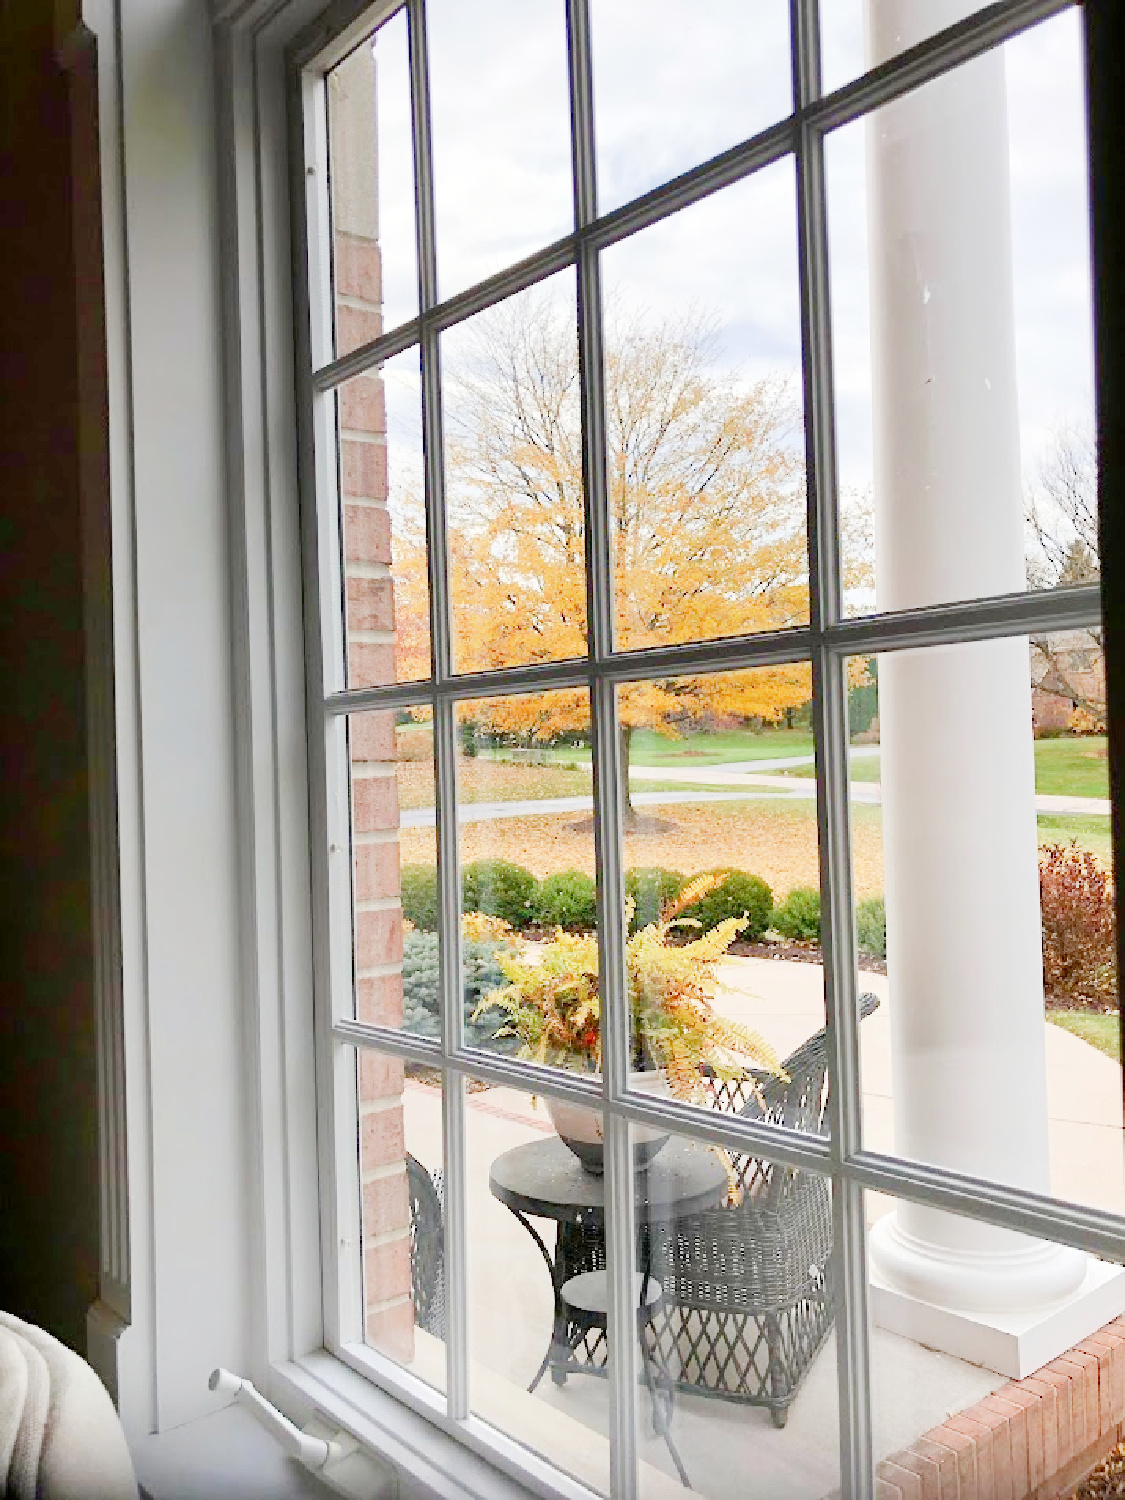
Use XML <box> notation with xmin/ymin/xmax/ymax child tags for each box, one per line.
<box><xmin>822</xmin><ymin>0</ymin><xmax>1001</xmax><ymax>96</ymax></box>
<box><xmin>600</xmin><ymin>167</ymin><xmax>808</xmax><ymax>649</ymax></box>
<box><xmin>428</xmin><ymin>0</ymin><xmax>573</xmax><ymax>298</ymax></box>
<box><xmin>441</xmin><ymin>273</ymin><xmax>587</xmax><ymax>675</ymax></box>
<box><xmin>590</xmin><ymin>0</ymin><xmax>791</xmax><ymax>212</ymax></box>
<box><xmin>338</xmin><ymin>349</ymin><xmax>430</xmax><ymax>690</ymax></box>
<box><xmin>865</xmin><ymin>1185</ymin><xmax>1125</xmax><ymax>1494</ymax></box>
<box><xmin>328</xmin><ymin>9</ymin><xmax>418</xmax><ymax>359</ymax></box>
<box><xmin>634</xmin><ymin>1124</ymin><xmax>841</xmax><ymax>1498</ymax></box>
<box><xmin>848</xmin><ymin>640</ymin><xmax>1122</xmax><ymax>1215</ymax></box>
<box><xmin>347</xmin><ymin>707</ymin><xmax>437</xmax><ymax>1036</ymax></box>
<box><xmin>467</xmin><ymin>1074</ymin><xmax>613</xmax><ymax>1495</ymax></box>
<box><xmin>355</xmin><ymin>1046</ymin><xmax>446</xmax><ymax>1391</ymax></box>
<box><xmin>616</xmin><ymin>668</ymin><xmax>832</xmax><ymax>1135</ymax></box>
<box><xmin>827</xmin><ymin>12</ymin><xmax>1096</xmax><ymax>616</ymax></box>
<box><xmin>456</xmin><ymin>689</ymin><xmax>598</xmax><ymax>1067</ymax></box>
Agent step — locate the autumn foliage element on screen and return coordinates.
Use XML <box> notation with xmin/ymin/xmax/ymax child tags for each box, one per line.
<box><xmin>1039</xmin><ymin>841</ymin><xmax>1117</xmax><ymax>1006</ymax></box>
<box><xmin>393</xmin><ymin>295</ymin><xmax>814</xmax><ymax>742</ymax></box>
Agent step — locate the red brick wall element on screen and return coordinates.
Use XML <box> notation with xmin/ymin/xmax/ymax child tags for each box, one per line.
<box><xmin>329</xmin><ymin>46</ymin><xmax>414</xmax><ymax>1360</ymax></box>
<box><xmin>867</xmin><ymin>1317</ymin><xmax>1125</xmax><ymax>1500</ymax></box>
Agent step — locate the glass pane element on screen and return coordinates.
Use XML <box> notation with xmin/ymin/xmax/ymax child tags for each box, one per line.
<box><xmin>849</xmin><ymin>639</ymin><xmax>1122</xmax><ymax>1215</ymax></box>
<box><xmin>467</xmin><ymin>1073</ymin><xmax>613</xmax><ymax>1495</ymax></box>
<box><xmin>616</xmin><ymin>667</ymin><xmax>833</xmax><ymax>1133</ymax></box>
<box><xmin>822</xmin><ymin>1</ymin><xmax>998</xmax><ymax>96</ymax></box>
<box><xmin>634</xmin><ymin>1124</ymin><xmax>841</xmax><ymax>1498</ymax></box>
<box><xmin>590</xmin><ymin>0</ymin><xmax>792</xmax><ymax>212</ymax></box>
<box><xmin>355</xmin><ymin>1045</ymin><xmax>446</xmax><ymax>1390</ymax></box>
<box><xmin>827</xmin><ymin>12</ymin><xmax>1096</xmax><ymax>616</ymax></box>
<box><xmin>428</xmin><ymin>0</ymin><xmax>573</xmax><ymax>298</ymax></box>
<box><xmin>866</xmin><ymin>1185</ymin><xmax>1125</xmax><ymax>1496</ymax></box>
<box><xmin>339</xmin><ymin>348</ymin><xmax>430</xmax><ymax>689</ymax></box>
<box><xmin>600</xmin><ymin>166</ymin><xmax>808</xmax><ymax>649</ymax></box>
<box><xmin>441</xmin><ymin>272</ymin><xmax>586</xmax><ymax>675</ymax></box>
<box><xmin>456</xmin><ymin>689</ymin><xmax>597</xmax><ymax>1066</ymax></box>
<box><xmin>328</xmin><ymin>9</ymin><xmax>418</xmax><ymax>359</ymax></box>
<box><xmin>348</xmin><ymin>706</ymin><xmax>439</xmax><ymax>1036</ymax></box>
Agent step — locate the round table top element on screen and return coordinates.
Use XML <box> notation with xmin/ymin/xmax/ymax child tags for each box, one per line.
<box><xmin>489</xmin><ymin>1134</ymin><xmax>728</xmax><ymax>1224</ymax></box>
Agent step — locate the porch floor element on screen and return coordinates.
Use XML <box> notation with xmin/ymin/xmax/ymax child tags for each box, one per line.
<box><xmin>396</xmin><ymin>956</ymin><xmax>1123</xmax><ymax>1500</ymax></box>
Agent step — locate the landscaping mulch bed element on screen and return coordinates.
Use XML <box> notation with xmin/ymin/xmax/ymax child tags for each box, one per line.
<box><xmin>727</xmin><ymin>938</ymin><xmax>887</xmax><ymax>975</ymax></box>
<box><xmin>1071</xmin><ymin>1442</ymin><xmax>1125</xmax><ymax>1498</ymax></box>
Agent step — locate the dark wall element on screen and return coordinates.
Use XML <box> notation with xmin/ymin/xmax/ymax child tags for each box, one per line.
<box><xmin>1087</xmin><ymin>2</ymin><xmax>1125</xmax><ymax>1087</ymax></box>
<box><xmin>0</xmin><ymin>0</ymin><xmax>103</xmax><ymax>1352</ymax></box>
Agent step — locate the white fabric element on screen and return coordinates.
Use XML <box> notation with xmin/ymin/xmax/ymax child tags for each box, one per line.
<box><xmin>0</xmin><ymin>1313</ymin><xmax>137</xmax><ymax>1500</ymax></box>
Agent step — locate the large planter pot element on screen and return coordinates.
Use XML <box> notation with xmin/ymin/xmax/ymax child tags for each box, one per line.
<box><xmin>547</xmin><ymin>1071</ymin><xmax>672</xmax><ymax>1174</ymax></box>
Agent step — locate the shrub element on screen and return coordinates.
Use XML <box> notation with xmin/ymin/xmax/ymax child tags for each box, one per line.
<box><xmin>856</xmin><ymin>896</ymin><xmax>886</xmax><ymax>959</ymax></box>
<box><xmin>401</xmin><ymin>929</ymin><xmax>442</xmax><ymax>1037</ymax></box>
<box><xmin>400</xmin><ymin>863</ymin><xmax>439</xmax><ymax>930</ymax></box>
<box><xmin>462</xmin><ymin>858</ymin><xmax>538</xmax><ymax>929</ymax></box>
<box><xmin>401</xmin><ymin>929</ymin><xmax>520</xmax><ymax>1050</ymax></box>
<box><xmin>1039</xmin><ymin>841</ymin><xmax>1116</xmax><ymax>1005</ymax></box>
<box><xmin>678</xmin><ymin>869</ymin><xmax>773</xmax><ymax>941</ymax></box>
<box><xmin>774</xmin><ymin>886</ymin><xmax>821</xmax><ymax>942</ymax></box>
<box><xmin>625</xmin><ymin>867</ymin><xmax>685</xmax><ymax>932</ymax></box>
<box><xmin>535</xmin><ymin>869</ymin><xmax>598</xmax><ymax>930</ymax></box>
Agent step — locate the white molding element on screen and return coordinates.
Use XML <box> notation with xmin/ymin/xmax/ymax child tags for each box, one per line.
<box><xmin>89</xmin><ymin>0</ymin><xmax>329</xmax><ymax>1438</ymax></box>
<box><xmin>209</xmin><ymin>0</ymin><xmax>331</xmax><ymax>1395</ymax></box>
<box><xmin>56</xmin><ymin>15</ymin><xmax>133</xmax><ymax>1345</ymax></box>
<box><xmin>84</xmin><ymin>0</ymin><xmax>158</xmax><ymax>1434</ymax></box>
<box><xmin>871</xmin><ymin>1255</ymin><xmax>1125</xmax><ymax>1379</ymax></box>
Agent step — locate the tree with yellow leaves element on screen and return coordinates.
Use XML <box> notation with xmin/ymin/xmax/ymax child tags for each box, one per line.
<box><xmin>393</xmin><ymin>293</ymin><xmax>815</xmax><ymax>811</ymax></box>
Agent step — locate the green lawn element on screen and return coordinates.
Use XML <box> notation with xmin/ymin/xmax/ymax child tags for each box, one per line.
<box><xmin>789</xmin><ymin>735</ymin><xmax>1110</xmax><ymax>799</ymax></box>
<box><xmin>1047</xmin><ymin>1008</ymin><xmax>1121</xmax><ymax>1062</ymax></box>
<box><xmin>481</xmin><ymin>726</ymin><xmax>817</xmax><ymax>769</ymax></box>
<box><xmin>1033</xmin><ymin>736</ymin><xmax>1109</xmax><ymax>798</ymax></box>
<box><xmin>625</xmin><ymin>727</ymin><xmax>816</xmax><ymax>765</ymax></box>
<box><xmin>1036</xmin><ymin>813</ymin><xmax>1114</xmax><ymax>865</ymax></box>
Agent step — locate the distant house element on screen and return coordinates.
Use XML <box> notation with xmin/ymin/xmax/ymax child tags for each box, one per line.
<box><xmin>1030</xmin><ymin>629</ymin><xmax>1106</xmax><ymax>733</ymax></box>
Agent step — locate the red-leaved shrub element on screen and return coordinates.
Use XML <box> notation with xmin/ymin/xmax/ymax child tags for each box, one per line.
<box><xmin>1039</xmin><ymin>841</ymin><xmax>1117</xmax><ymax>1006</ymax></box>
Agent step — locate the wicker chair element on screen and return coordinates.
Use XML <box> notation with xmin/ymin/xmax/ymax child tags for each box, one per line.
<box><xmin>405</xmin><ymin>1153</ymin><xmax>446</xmax><ymax>1340</ymax></box>
<box><xmin>643</xmin><ymin>993</ymin><xmax>880</xmax><ymax>1427</ymax></box>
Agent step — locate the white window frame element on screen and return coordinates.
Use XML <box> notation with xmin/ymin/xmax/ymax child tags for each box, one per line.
<box><xmin>197</xmin><ymin>1</ymin><xmax>1123</xmax><ymax>1497</ymax></box>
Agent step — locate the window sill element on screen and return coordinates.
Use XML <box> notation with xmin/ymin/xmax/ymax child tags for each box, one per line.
<box><xmin>273</xmin><ymin>1349</ymin><xmax>603</xmax><ymax>1500</ymax></box>
<box><xmin>130</xmin><ymin>1404</ymin><xmax>341</xmax><ymax>1500</ymax></box>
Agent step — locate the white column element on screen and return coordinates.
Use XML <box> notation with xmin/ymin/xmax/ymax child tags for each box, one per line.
<box><xmin>864</xmin><ymin>0</ymin><xmax>1087</xmax><ymax>1324</ymax></box>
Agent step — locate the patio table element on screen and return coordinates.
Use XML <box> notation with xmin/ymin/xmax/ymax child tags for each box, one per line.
<box><xmin>489</xmin><ymin>1134</ymin><xmax>728</xmax><ymax>1482</ymax></box>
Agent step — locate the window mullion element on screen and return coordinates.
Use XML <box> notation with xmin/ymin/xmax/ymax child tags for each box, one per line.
<box><xmin>407</xmin><ymin>0</ymin><xmax>469</xmax><ymax>1423</ymax></box>
<box><xmin>567</xmin><ymin>2</ymin><xmax>638</xmax><ymax>1493</ymax></box>
<box><xmin>793</xmin><ymin>0</ymin><xmax>874</xmax><ymax>1495</ymax></box>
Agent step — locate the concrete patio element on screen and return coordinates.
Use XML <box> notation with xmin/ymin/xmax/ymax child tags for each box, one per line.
<box><xmin>391</xmin><ymin>957</ymin><xmax>1123</xmax><ymax>1499</ymax></box>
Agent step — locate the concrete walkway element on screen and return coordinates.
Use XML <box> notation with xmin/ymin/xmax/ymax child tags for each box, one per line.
<box><xmin>394</xmin><ymin>956</ymin><xmax>1122</xmax><ymax>1500</ymax></box>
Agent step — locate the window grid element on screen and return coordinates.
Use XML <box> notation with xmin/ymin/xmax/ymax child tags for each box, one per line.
<box><xmin>292</xmin><ymin>1</ymin><xmax>1115</xmax><ymax>1495</ymax></box>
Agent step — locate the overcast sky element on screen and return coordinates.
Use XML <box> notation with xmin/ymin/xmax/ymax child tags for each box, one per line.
<box><xmin>352</xmin><ymin>2</ymin><xmax>1094</xmax><ymax>576</ymax></box>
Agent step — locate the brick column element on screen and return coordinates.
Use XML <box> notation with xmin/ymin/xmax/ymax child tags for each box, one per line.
<box><xmin>329</xmin><ymin>43</ymin><xmax>413</xmax><ymax>1360</ymax></box>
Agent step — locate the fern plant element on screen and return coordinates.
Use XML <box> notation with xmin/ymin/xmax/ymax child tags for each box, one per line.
<box><xmin>472</xmin><ymin>875</ymin><xmax>784</xmax><ymax>1103</ymax></box>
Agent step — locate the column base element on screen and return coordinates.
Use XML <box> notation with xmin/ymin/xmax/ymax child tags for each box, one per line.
<box><xmin>870</xmin><ymin>1253</ymin><xmax>1125</xmax><ymax>1378</ymax></box>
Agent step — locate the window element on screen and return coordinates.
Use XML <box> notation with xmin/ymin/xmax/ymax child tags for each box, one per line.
<box><xmin>288</xmin><ymin>3</ymin><xmax>1121</xmax><ymax>1497</ymax></box>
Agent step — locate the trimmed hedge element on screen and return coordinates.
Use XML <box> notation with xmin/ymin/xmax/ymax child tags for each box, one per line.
<box><xmin>400</xmin><ymin>863</ymin><xmax>439</xmax><ymax>931</ymax></box>
<box><xmin>679</xmin><ymin>869</ymin><xmax>773</xmax><ymax>941</ymax></box>
<box><xmin>856</xmin><ymin>896</ymin><xmax>886</xmax><ymax>959</ymax></box>
<box><xmin>536</xmin><ymin>869</ymin><xmax>598</xmax><ymax>930</ymax></box>
<box><xmin>774</xmin><ymin>886</ymin><xmax>821</xmax><ymax>942</ymax></box>
<box><xmin>462</xmin><ymin>858</ymin><xmax>539</xmax><ymax>928</ymax></box>
<box><xmin>625</xmin><ymin>867</ymin><xmax>685</xmax><ymax>932</ymax></box>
